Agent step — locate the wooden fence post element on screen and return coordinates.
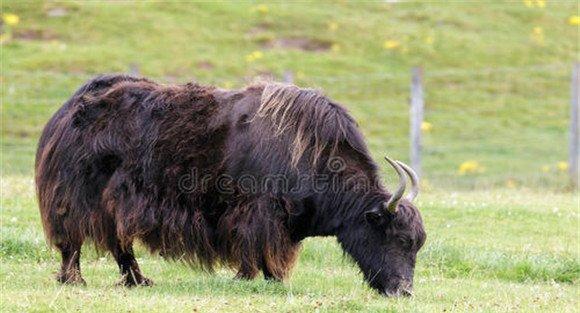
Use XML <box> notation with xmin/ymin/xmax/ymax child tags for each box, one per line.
<box><xmin>129</xmin><ymin>63</ymin><xmax>140</xmax><ymax>76</ymax></box>
<box><xmin>410</xmin><ymin>67</ymin><xmax>424</xmax><ymax>178</ymax></box>
<box><xmin>569</xmin><ymin>63</ymin><xmax>580</xmax><ymax>187</ymax></box>
<box><xmin>283</xmin><ymin>70</ymin><xmax>294</xmax><ymax>84</ymax></box>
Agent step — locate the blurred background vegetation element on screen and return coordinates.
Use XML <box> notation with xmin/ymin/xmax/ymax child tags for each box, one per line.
<box><xmin>2</xmin><ymin>0</ymin><xmax>579</xmax><ymax>190</ymax></box>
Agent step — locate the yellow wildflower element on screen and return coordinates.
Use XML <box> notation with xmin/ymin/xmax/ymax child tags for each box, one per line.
<box><xmin>506</xmin><ymin>179</ymin><xmax>517</xmax><ymax>189</ymax></box>
<box><xmin>458</xmin><ymin>161</ymin><xmax>485</xmax><ymax>175</ymax></box>
<box><xmin>531</xmin><ymin>26</ymin><xmax>544</xmax><ymax>45</ymax></box>
<box><xmin>568</xmin><ymin>15</ymin><xmax>580</xmax><ymax>26</ymax></box>
<box><xmin>331</xmin><ymin>43</ymin><xmax>341</xmax><ymax>52</ymax></box>
<box><xmin>3</xmin><ymin>13</ymin><xmax>19</xmax><ymax>26</ymax></box>
<box><xmin>421</xmin><ymin>121</ymin><xmax>433</xmax><ymax>132</ymax></box>
<box><xmin>245</xmin><ymin>51</ymin><xmax>264</xmax><ymax>63</ymax></box>
<box><xmin>383</xmin><ymin>40</ymin><xmax>400</xmax><ymax>50</ymax></box>
<box><xmin>424</xmin><ymin>36</ymin><xmax>434</xmax><ymax>45</ymax></box>
<box><xmin>296</xmin><ymin>71</ymin><xmax>305</xmax><ymax>79</ymax></box>
<box><xmin>252</xmin><ymin>4</ymin><xmax>269</xmax><ymax>14</ymax></box>
<box><xmin>541</xmin><ymin>165</ymin><xmax>551</xmax><ymax>173</ymax></box>
<box><xmin>523</xmin><ymin>0</ymin><xmax>546</xmax><ymax>8</ymax></box>
<box><xmin>557</xmin><ymin>161</ymin><xmax>568</xmax><ymax>172</ymax></box>
<box><xmin>327</xmin><ymin>21</ymin><xmax>339</xmax><ymax>32</ymax></box>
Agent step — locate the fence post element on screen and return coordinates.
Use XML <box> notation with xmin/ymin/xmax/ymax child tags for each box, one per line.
<box><xmin>129</xmin><ymin>63</ymin><xmax>140</xmax><ymax>76</ymax></box>
<box><xmin>569</xmin><ymin>63</ymin><xmax>580</xmax><ymax>187</ymax></box>
<box><xmin>409</xmin><ymin>67</ymin><xmax>424</xmax><ymax>178</ymax></box>
<box><xmin>283</xmin><ymin>70</ymin><xmax>294</xmax><ymax>84</ymax></box>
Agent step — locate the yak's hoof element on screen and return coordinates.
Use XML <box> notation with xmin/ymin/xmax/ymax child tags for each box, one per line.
<box><xmin>56</xmin><ymin>270</ymin><xmax>86</xmax><ymax>286</ymax></box>
<box><xmin>116</xmin><ymin>273</ymin><xmax>153</xmax><ymax>287</ymax></box>
<box><xmin>264</xmin><ymin>274</ymin><xmax>282</xmax><ymax>282</ymax></box>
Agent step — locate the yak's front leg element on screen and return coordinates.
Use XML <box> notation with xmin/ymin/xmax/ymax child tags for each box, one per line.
<box><xmin>222</xmin><ymin>195</ymin><xmax>299</xmax><ymax>282</ymax></box>
<box><xmin>262</xmin><ymin>257</ymin><xmax>279</xmax><ymax>281</ymax></box>
<box><xmin>234</xmin><ymin>258</ymin><xmax>259</xmax><ymax>280</ymax></box>
<box><xmin>234</xmin><ymin>268</ymin><xmax>259</xmax><ymax>280</ymax></box>
<box><xmin>235</xmin><ymin>257</ymin><xmax>284</xmax><ymax>281</ymax></box>
<box><xmin>261</xmin><ymin>243</ymin><xmax>301</xmax><ymax>282</ymax></box>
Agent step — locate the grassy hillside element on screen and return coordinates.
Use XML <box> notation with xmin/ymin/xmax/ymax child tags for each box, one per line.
<box><xmin>1</xmin><ymin>1</ymin><xmax>579</xmax><ymax>312</ymax></box>
<box><xmin>2</xmin><ymin>0</ymin><xmax>579</xmax><ymax>187</ymax></box>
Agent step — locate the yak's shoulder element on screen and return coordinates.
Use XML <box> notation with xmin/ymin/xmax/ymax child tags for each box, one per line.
<box><xmin>138</xmin><ymin>83</ymin><xmax>220</xmax><ymax>123</ymax></box>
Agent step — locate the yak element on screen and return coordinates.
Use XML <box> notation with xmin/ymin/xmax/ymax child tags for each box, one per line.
<box><xmin>35</xmin><ymin>75</ymin><xmax>426</xmax><ymax>296</ymax></box>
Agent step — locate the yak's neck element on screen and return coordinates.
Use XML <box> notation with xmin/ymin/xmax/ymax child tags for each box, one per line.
<box><xmin>305</xmin><ymin>188</ymin><xmax>370</xmax><ymax>237</ymax></box>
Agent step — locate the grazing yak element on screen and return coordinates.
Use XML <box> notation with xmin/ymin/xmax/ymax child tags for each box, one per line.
<box><xmin>35</xmin><ymin>75</ymin><xmax>426</xmax><ymax>296</ymax></box>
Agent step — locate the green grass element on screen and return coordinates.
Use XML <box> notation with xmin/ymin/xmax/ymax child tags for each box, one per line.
<box><xmin>1</xmin><ymin>176</ymin><xmax>578</xmax><ymax>312</ymax></box>
<box><xmin>1</xmin><ymin>1</ymin><xmax>579</xmax><ymax>312</ymax></box>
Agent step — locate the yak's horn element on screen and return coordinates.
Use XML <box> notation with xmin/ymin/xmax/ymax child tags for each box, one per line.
<box><xmin>395</xmin><ymin>161</ymin><xmax>419</xmax><ymax>202</ymax></box>
<box><xmin>384</xmin><ymin>156</ymin><xmax>407</xmax><ymax>213</ymax></box>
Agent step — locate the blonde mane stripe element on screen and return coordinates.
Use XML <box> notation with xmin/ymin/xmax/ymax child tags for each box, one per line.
<box><xmin>256</xmin><ymin>82</ymin><xmax>350</xmax><ymax>167</ymax></box>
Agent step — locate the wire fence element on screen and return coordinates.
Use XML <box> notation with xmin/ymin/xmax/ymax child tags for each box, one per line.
<box><xmin>2</xmin><ymin>62</ymin><xmax>577</xmax><ymax>190</ymax></box>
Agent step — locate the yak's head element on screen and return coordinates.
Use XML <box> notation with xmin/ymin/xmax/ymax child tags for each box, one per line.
<box><xmin>338</xmin><ymin>157</ymin><xmax>426</xmax><ymax>297</ymax></box>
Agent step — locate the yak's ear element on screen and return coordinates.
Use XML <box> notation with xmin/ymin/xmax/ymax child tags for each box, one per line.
<box><xmin>365</xmin><ymin>202</ymin><xmax>396</xmax><ymax>226</ymax></box>
<box><xmin>364</xmin><ymin>209</ymin><xmax>384</xmax><ymax>226</ymax></box>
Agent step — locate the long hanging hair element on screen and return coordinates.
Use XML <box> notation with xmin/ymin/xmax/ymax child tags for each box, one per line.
<box><xmin>255</xmin><ymin>82</ymin><xmax>368</xmax><ymax>167</ymax></box>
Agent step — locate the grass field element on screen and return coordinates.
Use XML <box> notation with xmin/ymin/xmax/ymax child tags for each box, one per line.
<box><xmin>2</xmin><ymin>177</ymin><xmax>578</xmax><ymax>312</ymax></box>
<box><xmin>1</xmin><ymin>1</ymin><xmax>579</xmax><ymax>312</ymax></box>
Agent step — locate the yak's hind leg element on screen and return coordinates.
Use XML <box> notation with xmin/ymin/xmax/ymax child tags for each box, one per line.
<box><xmin>111</xmin><ymin>242</ymin><xmax>153</xmax><ymax>287</ymax></box>
<box><xmin>56</xmin><ymin>241</ymin><xmax>86</xmax><ymax>285</ymax></box>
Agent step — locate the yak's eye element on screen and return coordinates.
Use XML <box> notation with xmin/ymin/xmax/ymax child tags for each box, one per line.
<box><xmin>399</xmin><ymin>236</ymin><xmax>413</xmax><ymax>249</ymax></box>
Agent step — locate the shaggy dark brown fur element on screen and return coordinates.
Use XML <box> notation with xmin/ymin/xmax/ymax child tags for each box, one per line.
<box><xmin>36</xmin><ymin>75</ymin><xmax>426</xmax><ymax>295</ymax></box>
